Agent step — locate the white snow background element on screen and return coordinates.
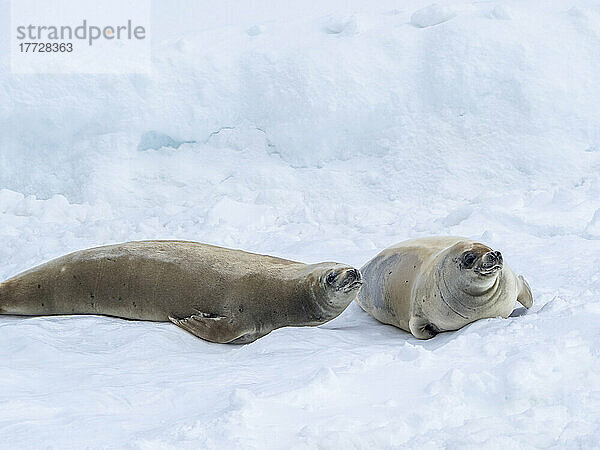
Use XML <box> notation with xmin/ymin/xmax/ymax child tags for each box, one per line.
<box><xmin>1</xmin><ymin>0</ymin><xmax>600</xmax><ymax>448</ymax></box>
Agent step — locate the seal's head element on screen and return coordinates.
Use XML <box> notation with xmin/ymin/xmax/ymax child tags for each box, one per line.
<box><xmin>304</xmin><ymin>263</ymin><xmax>363</xmax><ymax>323</ymax></box>
<box><xmin>443</xmin><ymin>241</ymin><xmax>503</xmax><ymax>296</ymax></box>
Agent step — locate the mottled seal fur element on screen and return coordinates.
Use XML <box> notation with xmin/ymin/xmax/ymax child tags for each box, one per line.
<box><xmin>0</xmin><ymin>240</ymin><xmax>362</xmax><ymax>344</ymax></box>
<box><xmin>356</xmin><ymin>237</ymin><xmax>533</xmax><ymax>339</ymax></box>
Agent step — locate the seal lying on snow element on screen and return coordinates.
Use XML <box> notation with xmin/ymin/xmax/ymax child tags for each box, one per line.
<box><xmin>356</xmin><ymin>237</ymin><xmax>532</xmax><ymax>339</ymax></box>
<box><xmin>0</xmin><ymin>241</ymin><xmax>362</xmax><ymax>344</ymax></box>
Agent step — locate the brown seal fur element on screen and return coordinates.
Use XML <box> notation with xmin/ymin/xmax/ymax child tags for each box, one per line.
<box><xmin>0</xmin><ymin>241</ymin><xmax>362</xmax><ymax>344</ymax></box>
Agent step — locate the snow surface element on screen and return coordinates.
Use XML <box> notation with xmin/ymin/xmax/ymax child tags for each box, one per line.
<box><xmin>1</xmin><ymin>0</ymin><xmax>600</xmax><ymax>448</ymax></box>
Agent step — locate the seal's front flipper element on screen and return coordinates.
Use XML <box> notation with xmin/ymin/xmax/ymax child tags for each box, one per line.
<box><xmin>169</xmin><ymin>312</ymin><xmax>247</xmax><ymax>344</ymax></box>
<box><xmin>509</xmin><ymin>307</ymin><xmax>528</xmax><ymax>317</ymax></box>
<box><xmin>229</xmin><ymin>331</ymin><xmax>269</xmax><ymax>344</ymax></box>
<box><xmin>517</xmin><ymin>275</ymin><xmax>533</xmax><ymax>309</ymax></box>
<box><xmin>409</xmin><ymin>316</ymin><xmax>439</xmax><ymax>340</ymax></box>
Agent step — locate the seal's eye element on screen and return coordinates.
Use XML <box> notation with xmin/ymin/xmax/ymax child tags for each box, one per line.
<box><xmin>462</xmin><ymin>252</ymin><xmax>477</xmax><ymax>268</ymax></box>
<box><xmin>326</xmin><ymin>272</ymin><xmax>337</xmax><ymax>285</ymax></box>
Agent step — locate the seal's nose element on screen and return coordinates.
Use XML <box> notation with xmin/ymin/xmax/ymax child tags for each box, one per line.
<box><xmin>345</xmin><ymin>268</ymin><xmax>360</xmax><ymax>283</ymax></box>
<box><xmin>483</xmin><ymin>251</ymin><xmax>503</xmax><ymax>266</ymax></box>
<box><xmin>493</xmin><ymin>251</ymin><xmax>503</xmax><ymax>263</ymax></box>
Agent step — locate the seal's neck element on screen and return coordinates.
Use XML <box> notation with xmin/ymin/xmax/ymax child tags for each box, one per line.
<box><xmin>254</xmin><ymin>268</ymin><xmax>330</xmax><ymax>328</ymax></box>
<box><xmin>438</xmin><ymin>270</ymin><xmax>503</xmax><ymax>320</ymax></box>
<box><xmin>297</xmin><ymin>276</ymin><xmax>338</xmax><ymax>326</ymax></box>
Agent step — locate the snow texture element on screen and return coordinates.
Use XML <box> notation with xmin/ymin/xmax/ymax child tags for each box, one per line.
<box><xmin>410</xmin><ymin>4</ymin><xmax>457</xmax><ymax>28</ymax></box>
<box><xmin>1</xmin><ymin>0</ymin><xmax>600</xmax><ymax>448</ymax></box>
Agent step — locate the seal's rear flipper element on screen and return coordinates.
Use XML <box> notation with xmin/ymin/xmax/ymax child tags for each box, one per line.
<box><xmin>517</xmin><ymin>275</ymin><xmax>533</xmax><ymax>309</ymax></box>
<box><xmin>169</xmin><ymin>312</ymin><xmax>248</xmax><ymax>344</ymax></box>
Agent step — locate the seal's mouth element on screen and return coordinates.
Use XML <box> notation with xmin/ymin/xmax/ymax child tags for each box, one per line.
<box><xmin>474</xmin><ymin>264</ymin><xmax>503</xmax><ymax>276</ymax></box>
<box><xmin>342</xmin><ymin>279</ymin><xmax>363</xmax><ymax>293</ymax></box>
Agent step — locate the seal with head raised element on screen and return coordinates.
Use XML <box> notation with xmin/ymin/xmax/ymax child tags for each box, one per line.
<box><xmin>0</xmin><ymin>240</ymin><xmax>362</xmax><ymax>344</ymax></box>
<box><xmin>356</xmin><ymin>236</ymin><xmax>533</xmax><ymax>339</ymax></box>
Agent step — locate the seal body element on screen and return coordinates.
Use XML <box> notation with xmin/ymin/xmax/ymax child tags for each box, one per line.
<box><xmin>0</xmin><ymin>241</ymin><xmax>362</xmax><ymax>344</ymax></box>
<box><xmin>356</xmin><ymin>237</ymin><xmax>533</xmax><ymax>339</ymax></box>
